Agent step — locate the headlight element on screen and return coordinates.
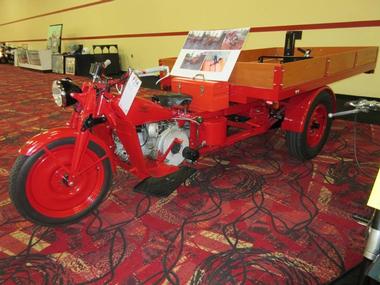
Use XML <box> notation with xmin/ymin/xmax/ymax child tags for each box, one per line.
<box><xmin>51</xmin><ymin>79</ymin><xmax>81</xmax><ymax>107</ymax></box>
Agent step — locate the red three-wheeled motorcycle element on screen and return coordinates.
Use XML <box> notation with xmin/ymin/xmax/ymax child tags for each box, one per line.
<box><xmin>9</xmin><ymin>31</ymin><xmax>378</xmax><ymax>225</ymax></box>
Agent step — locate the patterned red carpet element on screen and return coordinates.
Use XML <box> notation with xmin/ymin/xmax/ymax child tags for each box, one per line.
<box><xmin>0</xmin><ymin>64</ymin><xmax>379</xmax><ymax>284</ymax></box>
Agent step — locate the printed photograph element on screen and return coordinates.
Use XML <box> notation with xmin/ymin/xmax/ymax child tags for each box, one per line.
<box><xmin>201</xmin><ymin>51</ymin><xmax>229</xmax><ymax>72</ymax></box>
<box><xmin>172</xmin><ymin>27</ymin><xmax>249</xmax><ymax>81</ymax></box>
<box><xmin>221</xmin><ymin>28</ymin><xmax>249</xmax><ymax>50</ymax></box>
<box><xmin>183</xmin><ymin>31</ymin><xmax>204</xmax><ymax>49</ymax></box>
<box><xmin>183</xmin><ymin>30</ymin><xmax>226</xmax><ymax>50</ymax></box>
<box><xmin>180</xmin><ymin>52</ymin><xmax>206</xmax><ymax>70</ymax></box>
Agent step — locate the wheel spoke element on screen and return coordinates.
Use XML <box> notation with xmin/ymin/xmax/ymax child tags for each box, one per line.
<box><xmin>42</xmin><ymin>146</ymin><xmax>71</xmax><ymax>175</ymax></box>
<box><xmin>74</xmin><ymin>154</ymin><xmax>108</xmax><ymax>178</ymax></box>
<box><xmin>25</xmin><ymin>142</ymin><xmax>107</xmax><ymax>218</ymax></box>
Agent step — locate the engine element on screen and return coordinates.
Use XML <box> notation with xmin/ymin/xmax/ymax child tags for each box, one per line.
<box><xmin>113</xmin><ymin>121</ymin><xmax>189</xmax><ymax>166</ymax></box>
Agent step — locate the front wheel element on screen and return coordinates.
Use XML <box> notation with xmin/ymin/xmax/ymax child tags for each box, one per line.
<box><xmin>286</xmin><ymin>91</ymin><xmax>333</xmax><ymax>160</ymax></box>
<box><xmin>9</xmin><ymin>138</ymin><xmax>112</xmax><ymax>225</ymax></box>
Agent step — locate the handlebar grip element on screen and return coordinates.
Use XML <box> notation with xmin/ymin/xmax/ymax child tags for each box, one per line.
<box><xmin>135</xmin><ymin>66</ymin><xmax>169</xmax><ymax>76</ymax></box>
<box><xmin>103</xmin><ymin>59</ymin><xmax>111</xmax><ymax>68</ymax></box>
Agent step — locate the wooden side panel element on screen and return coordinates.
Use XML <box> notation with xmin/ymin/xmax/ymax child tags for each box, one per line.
<box><xmin>159</xmin><ymin>57</ymin><xmax>176</xmax><ymax>70</ymax></box>
<box><xmin>237</xmin><ymin>48</ymin><xmax>282</xmax><ymax>62</ymax></box>
<box><xmin>160</xmin><ymin>55</ymin><xmax>277</xmax><ymax>89</ymax></box>
<box><xmin>282</xmin><ymin>57</ymin><xmax>327</xmax><ymax>88</ymax></box>
<box><xmin>229</xmin><ymin>62</ymin><xmax>276</xmax><ymax>89</ymax></box>
<box><xmin>305</xmin><ymin>47</ymin><xmax>358</xmax><ymax>56</ymax></box>
<box><xmin>160</xmin><ymin>46</ymin><xmax>378</xmax><ymax>93</ymax></box>
<box><xmin>160</xmin><ymin>48</ymin><xmax>282</xmax><ymax>67</ymax></box>
<box><xmin>356</xmin><ymin>47</ymin><xmax>378</xmax><ymax>66</ymax></box>
<box><xmin>327</xmin><ymin>52</ymin><xmax>356</xmax><ymax>75</ymax></box>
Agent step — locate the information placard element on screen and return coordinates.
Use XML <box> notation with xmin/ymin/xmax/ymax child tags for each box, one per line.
<box><xmin>118</xmin><ymin>72</ymin><xmax>142</xmax><ymax>115</ymax></box>
<box><xmin>171</xmin><ymin>28</ymin><xmax>249</xmax><ymax>81</ymax></box>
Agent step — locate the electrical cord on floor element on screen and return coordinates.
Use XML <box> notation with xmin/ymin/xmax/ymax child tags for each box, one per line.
<box><xmin>352</xmin><ymin>112</ymin><xmax>376</xmax><ymax>179</ymax></box>
<box><xmin>353</xmin><ymin>112</ymin><xmax>361</xmax><ymax>171</ymax></box>
<box><xmin>351</xmin><ymin>111</ymin><xmax>378</xmax><ymax>230</ymax></box>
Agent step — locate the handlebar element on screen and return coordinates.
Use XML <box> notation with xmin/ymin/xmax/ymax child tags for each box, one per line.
<box><xmin>133</xmin><ymin>65</ymin><xmax>170</xmax><ymax>84</ymax></box>
<box><xmin>89</xmin><ymin>61</ymin><xmax>171</xmax><ymax>95</ymax></box>
<box><xmin>89</xmin><ymin>60</ymin><xmax>110</xmax><ymax>82</ymax></box>
<box><xmin>328</xmin><ymin>99</ymin><xmax>380</xmax><ymax>118</ymax></box>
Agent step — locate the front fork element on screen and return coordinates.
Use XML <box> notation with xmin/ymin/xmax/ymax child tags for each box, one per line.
<box><xmin>66</xmin><ymin>112</ymin><xmax>107</xmax><ymax>184</ymax></box>
<box><xmin>67</xmin><ymin>130</ymin><xmax>90</xmax><ymax>184</ymax></box>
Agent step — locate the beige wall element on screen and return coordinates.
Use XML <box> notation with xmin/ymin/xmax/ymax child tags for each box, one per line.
<box><xmin>0</xmin><ymin>0</ymin><xmax>380</xmax><ymax>97</ymax></box>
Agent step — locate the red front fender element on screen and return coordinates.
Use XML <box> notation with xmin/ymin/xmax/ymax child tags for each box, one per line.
<box><xmin>19</xmin><ymin>127</ymin><xmax>116</xmax><ymax>172</ymax></box>
<box><xmin>281</xmin><ymin>86</ymin><xmax>336</xmax><ymax>133</ymax></box>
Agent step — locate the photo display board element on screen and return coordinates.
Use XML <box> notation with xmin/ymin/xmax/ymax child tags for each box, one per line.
<box><xmin>171</xmin><ymin>28</ymin><xmax>249</xmax><ymax>81</ymax></box>
<box><xmin>47</xmin><ymin>24</ymin><xmax>63</xmax><ymax>53</ymax></box>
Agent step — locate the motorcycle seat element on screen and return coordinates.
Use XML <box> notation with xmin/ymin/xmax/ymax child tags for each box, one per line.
<box><xmin>152</xmin><ymin>93</ymin><xmax>192</xmax><ymax>107</ymax></box>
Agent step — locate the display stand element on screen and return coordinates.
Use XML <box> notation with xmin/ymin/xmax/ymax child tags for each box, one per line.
<box><xmin>52</xmin><ymin>54</ymin><xmax>65</xmax><ymax>74</ymax></box>
<box><xmin>65</xmin><ymin>54</ymin><xmax>95</xmax><ymax>76</ymax></box>
<box><xmin>93</xmin><ymin>44</ymin><xmax>121</xmax><ymax>75</ymax></box>
<box><xmin>62</xmin><ymin>44</ymin><xmax>121</xmax><ymax>76</ymax></box>
<box><xmin>17</xmin><ymin>49</ymin><xmax>52</xmax><ymax>71</ymax></box>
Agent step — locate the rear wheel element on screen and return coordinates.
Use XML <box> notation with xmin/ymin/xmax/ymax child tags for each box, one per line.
<box><xmin>9</xmin><ymin>138</ymin><xmax>112</xmax><ymax>225</ymax></box>
<box><xmin>286</xmin><ymin>91</ymin><xmax>333</xmax><ymax>160</ymax></box>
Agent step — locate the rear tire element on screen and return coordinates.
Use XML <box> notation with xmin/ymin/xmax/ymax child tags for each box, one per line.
<box><xmin>286</xmin><ymin>91</ymin><xmax>333</xmax><ymax>160</ymax></box>
<box><xmin>9</xmin><ymin>138</ymin><xmax>112</xmax><ymax>225</ymax></box>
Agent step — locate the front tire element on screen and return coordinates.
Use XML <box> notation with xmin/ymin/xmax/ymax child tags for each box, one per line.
<box><xmin>9</xmin><ymin>138</ymin><xmax>112</xmax><ymax>225</ymax></box>
<box><xmin>286</xmin><ymin>91</ymin><xmax>333</xmax><ymax>160</ymax></box>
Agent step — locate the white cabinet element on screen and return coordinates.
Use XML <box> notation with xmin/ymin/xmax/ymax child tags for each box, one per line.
<box><xmin>16</xmin><ymin>49</ymin><xmax>52</xmax><ymax>71</ymax></box>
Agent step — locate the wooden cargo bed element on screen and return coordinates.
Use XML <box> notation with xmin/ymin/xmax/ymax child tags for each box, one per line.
<box><xmin>159</xmin><ymin>46</ymin><xmax>378</xmax><ymax>102</ymax></box>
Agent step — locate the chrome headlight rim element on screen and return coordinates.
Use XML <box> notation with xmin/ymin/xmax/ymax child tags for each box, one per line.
<box><xmin>51</xmin><ymin>79</ymin><xmax>80</xmax><ymax>107</ymax></box>
<box><xmin>52</xmin><ymin>80</ymin><xmax>65</xmax><ymax>107</ymax></box>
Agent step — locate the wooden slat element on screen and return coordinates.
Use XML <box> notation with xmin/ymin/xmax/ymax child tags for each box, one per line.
<box><xmin>304</xmin><ymin>47</ymin><xmax>358</xmax><ymax>56</ymax></box>
<box><xmin>356</xmin><ymin>47</ymin><xmax>379</xmax><ymax>66</ymax></box>
<box><xmin>159</xmin><ymin>57</ymin><xmax>176</xmax><ymax>70</ymax></box>
<box><xmin>229</xmin><ymin>62</ymin><xmax>276</xmax><ymax>89</ymax></box>
<box><xmin>237</xmin><ymin>48</ymin><xmax>282</xmax><ymax>62</ymax></box>
<box><xmin>282</xmin><ymin>57</ymin><xmax>327</xmax><ymax>88</ymax></box>
<box><xmin>326</xmin><ymin>52</ymin><xmax>356</xmax><ymax>75</ymax></box>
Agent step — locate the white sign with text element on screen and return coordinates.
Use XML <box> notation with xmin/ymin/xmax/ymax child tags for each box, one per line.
<box><xmin>118</xmin><ymin>72</ymin><xmax>142</xmax><ymax>115</ymax></box>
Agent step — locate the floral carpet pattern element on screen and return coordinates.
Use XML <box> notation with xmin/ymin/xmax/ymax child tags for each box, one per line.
<box><xmin>0</xmin><ymin>64</ymin><xmax>379</xmax><ymax>284</ymax></box>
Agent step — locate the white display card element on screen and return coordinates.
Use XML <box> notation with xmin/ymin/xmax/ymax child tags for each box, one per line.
<box><xmin>118</xmin><ymin>72</ymin><xmax>142</xmax><ymax>115</ymax></box>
